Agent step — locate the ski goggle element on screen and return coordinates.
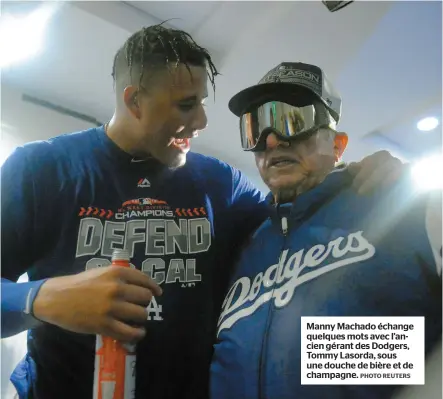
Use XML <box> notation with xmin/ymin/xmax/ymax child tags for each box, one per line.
<box><xmin>239</xmin><ymin>100</ymin><xmax>337</xmax><ymax>152</ymax></box>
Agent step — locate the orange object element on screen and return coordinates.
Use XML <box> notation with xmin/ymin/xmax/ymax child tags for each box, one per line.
<box><xmin>93</xmin><ymin>249</ymin><xmax>136</xmax><ymax>399</ymax></box>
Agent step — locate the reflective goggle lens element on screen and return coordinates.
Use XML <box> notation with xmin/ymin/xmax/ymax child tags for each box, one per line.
<box><xmin>240</xmin><ymin>100</ymin><xmax>336</xmax><ymax>151</ymax></box>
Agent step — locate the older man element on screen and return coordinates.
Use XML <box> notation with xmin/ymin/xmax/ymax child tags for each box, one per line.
<box><xmin>210</xmin><ymin>62</ymin><xmax>442</xmax><ymax>399</ymax></box>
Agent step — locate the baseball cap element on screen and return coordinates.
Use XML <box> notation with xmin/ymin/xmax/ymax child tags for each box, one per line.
<box><xmin>228</xmin><ymin>62</ymin><xmax>342</xmax><ymax>124</ymax></box>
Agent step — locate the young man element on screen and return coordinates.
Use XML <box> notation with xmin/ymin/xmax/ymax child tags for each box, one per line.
<box><xmin>210</xmin><ymin>62</ymin><xmax>442</xmax><ymax>399</ymax></box>
<box><xmin>1</xmin><ymin>25</ymin><xmax>406</xmax><ymax>398</ymax></box>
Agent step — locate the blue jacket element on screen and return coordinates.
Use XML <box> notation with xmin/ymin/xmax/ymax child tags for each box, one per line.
<box><xmin>211</xmin><ymin>169</ymin><xmax>442</xmax><ymax>399</ymax></box>
<box><xmin>1</xmin><ymin>126</ymin><xmax>268</xmax><ymax>399</ymax></box>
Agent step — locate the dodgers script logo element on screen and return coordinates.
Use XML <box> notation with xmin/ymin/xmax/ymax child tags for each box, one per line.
<box><xmin>217</xmin><ymin>231</ymin><xmax>376</xmax><ymax>335</ymax></box>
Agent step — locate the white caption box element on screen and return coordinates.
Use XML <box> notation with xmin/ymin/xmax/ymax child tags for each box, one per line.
<box><xmin>301</xmin><ymin>316</ymin><xmax>425</xmax><ymax>385</ymax></box>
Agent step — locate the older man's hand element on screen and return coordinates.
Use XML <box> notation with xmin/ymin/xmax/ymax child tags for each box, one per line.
<box><xmin>347</xmin><ymin>150</ymin><xmax>407</xmax><ymax>195</ymax></box>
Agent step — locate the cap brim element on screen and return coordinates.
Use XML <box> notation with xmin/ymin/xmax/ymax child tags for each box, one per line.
<box><xmin>228</xmin><ymin>83</ymin><xmax>318</xmax><ymax>117</ymax></box>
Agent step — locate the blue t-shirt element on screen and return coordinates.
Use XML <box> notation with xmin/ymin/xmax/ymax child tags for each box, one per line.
<box><xmin>1</xmin><ymin>126</ymin><xmax>268</xmax><ymax>399</ymax></box>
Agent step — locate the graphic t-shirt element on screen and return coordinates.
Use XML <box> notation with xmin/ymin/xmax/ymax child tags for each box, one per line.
<box><xmin>1</xmin><ymin>126</ymin><xmax>268</xmax><ymax>399</ymax></box>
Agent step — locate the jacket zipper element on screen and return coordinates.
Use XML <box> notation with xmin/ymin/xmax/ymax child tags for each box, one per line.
<box><xmin>258</xmin><ymin>206</ymin><xmax>288</xmax><ymax>399</ymax></box>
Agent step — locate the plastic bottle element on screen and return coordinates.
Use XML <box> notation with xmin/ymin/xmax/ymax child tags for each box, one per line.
<box><xmin>93</xmin><ymin>249</ymin><xmax>136</xmax><ymax>399</ymax></box>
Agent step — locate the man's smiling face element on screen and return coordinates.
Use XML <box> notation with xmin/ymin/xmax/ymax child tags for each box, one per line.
<box><xmin>124</xmin><ymin>63</ymin><xmax>209</xmax><ymax>168</ymax></box>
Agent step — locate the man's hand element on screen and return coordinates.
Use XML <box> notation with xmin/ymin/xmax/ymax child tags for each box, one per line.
<box><xmin>347</xmin><ymin>150</ymin><xmax>406</xmax><ymax>195</ymax></box>
<box><xmin>33</xmin><ymin>266</ymin><xmax>162</xmax><ymax>343</ymax></box>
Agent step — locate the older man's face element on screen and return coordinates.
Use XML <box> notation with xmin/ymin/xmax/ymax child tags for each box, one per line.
<box><xmin>254</xmin><ymin>129</ymin><xmax>337</xmax><ymax>197</ymax></box>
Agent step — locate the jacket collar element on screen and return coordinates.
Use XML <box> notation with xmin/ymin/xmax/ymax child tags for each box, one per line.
<box><xmin>266</xmin><ymin>168</ymin><xmax>354</xmax><ymax>229</ymax></box>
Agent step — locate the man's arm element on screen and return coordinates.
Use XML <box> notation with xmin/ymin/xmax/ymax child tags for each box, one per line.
<box><xmin>1</xmin><ymin>147</ymin><xmax>48</xmax><ymax>337</ymax></box>
<box><xmin>230</xmin><ymin>167</ymin><xmax>268</xmax><ymax>220</ymax></box>
<box><xmin>229</xmin><ymin>166</ymin><xmax>269</xmax><ymax>245</ymax></box>
<box><xmin>209</xmin><ymin>166</ymin><xmax>268</xmax><ymax>304</ymax></box>
<box><xmin>1</xmin><ymin>145</ymin><xmax>161</xmax><ymax>342</ymax></box>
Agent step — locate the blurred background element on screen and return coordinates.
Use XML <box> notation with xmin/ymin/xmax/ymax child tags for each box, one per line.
<box><xmin>1</xmin><ymin>1</ymin><xmax>442</xmax><ymax>397</ymax></box>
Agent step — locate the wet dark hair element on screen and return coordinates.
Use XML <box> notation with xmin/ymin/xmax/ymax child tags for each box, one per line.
<box><xmin>112</xmin><ymin>22</ymin><xmax>219</xmax><ymax>94</ymax></box>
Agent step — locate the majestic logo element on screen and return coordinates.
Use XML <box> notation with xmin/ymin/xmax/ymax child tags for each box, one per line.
<box><xmin>217</xmin><ymin>231</ymin><xmax>376</xmax><ymax>335</ymax></box>
<box><xmin>137</xmin><ymin>178</ymin><xmax>151</xmax><ymax>188</ymax></box>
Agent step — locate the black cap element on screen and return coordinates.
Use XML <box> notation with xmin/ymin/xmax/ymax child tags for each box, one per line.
<box><xmin>228</xmin><ymin>62</ymin><xmax>342</xmax><ymax>124</ymax></box>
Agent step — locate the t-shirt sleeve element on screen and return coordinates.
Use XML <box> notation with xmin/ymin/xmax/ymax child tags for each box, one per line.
<box><xmin>230</xmin><ymin>166</ymin><xmax>268</xmax><ymax>232</ymax></box>
<box><xmin>1</xmin><ymin>146</ymin><xmax>36</xmax><ymax>280</ymax></box>
<box><xmin>1</xmin><ymin>147</ymin><xmax>47</xmax><ymax>337</ymax></box>
<box><xmin>226</xmin><ymin>167</ymin><xmax>268</xmax><ymax>266</ymax></box>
